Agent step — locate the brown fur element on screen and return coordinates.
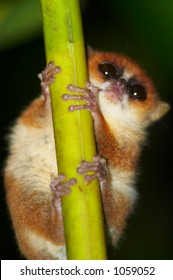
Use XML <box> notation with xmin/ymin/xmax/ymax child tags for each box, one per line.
<box><xmin>20</xmin><ymin>96</ymin><xmax>50</xmax><ymax>128</ymax></box>
<box><xmin>103</xmin><ymin>185</ymin><xmax>131</xmax><ymax>231</ymax></box>
<box><xmin>5</xmin><ymin>173</ymin><xmax>64</xmax><ymax>259</ymax></box>
<box><xmin>94</xmin><ymin>112</ymin><xmax>142</xmax><ymax>171</ymax></box>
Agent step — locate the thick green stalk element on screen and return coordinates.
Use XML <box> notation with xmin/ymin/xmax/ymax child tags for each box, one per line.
<box><xmin>40</xmin><ymin>0</ymin><xmax>107</xmax><ymax>259</ymax></box>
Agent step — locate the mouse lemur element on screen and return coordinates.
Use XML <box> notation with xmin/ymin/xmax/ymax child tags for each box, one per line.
<box><xmin>4</xmin><ymin>50</ymin><xmax>170</xmax><ymax>259</ymax></box>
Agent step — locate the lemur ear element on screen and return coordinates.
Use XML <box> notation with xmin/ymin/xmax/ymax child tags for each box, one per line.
<box><xmin>150</xmin><ymin>101</ymin><xmax>170</xmax><ymax>122</ymax></box>
<box><xmin>87</xmin><ymin>46</ymin><xmax>95</xmax><ymax>56</ymax></box>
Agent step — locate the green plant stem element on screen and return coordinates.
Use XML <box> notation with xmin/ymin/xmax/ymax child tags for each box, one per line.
<box><xmin>40</xmin><ymin>0</ymin><xmax>107</xmax><ymax>259</ymax></box>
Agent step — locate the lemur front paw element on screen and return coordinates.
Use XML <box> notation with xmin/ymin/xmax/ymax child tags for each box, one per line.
<box><xmin>62</xmin><ymin>82</ymin><xmax>100</xmax><ymax>115</ymax></box>
<box><xmin>77</xmin><ymin>156</ymin><xmax>108</xmax><ymax>188</ymax></box>
<box><xmin>38</xmin><ymin>61</ymin><xmax>61</xmax><ymax>98</ymax></box>
<box><xmin>50</xmin><ymin>174</ymin><xmax>77</xmax><ymax>210</ymax></box>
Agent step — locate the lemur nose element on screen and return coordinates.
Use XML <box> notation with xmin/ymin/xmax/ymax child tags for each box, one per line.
<box><xmin>118</xmin><ymin>78</ymin><xmax>128</xmax><ymax>88</ymax></box>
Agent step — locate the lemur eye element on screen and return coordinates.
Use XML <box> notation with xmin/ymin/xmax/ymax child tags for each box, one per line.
<box><xmin>129</xmin><ymin>84</ymin><xmax>147</xmax><ymax>101</ymax></box>
<box><xmin>98</xmin><ymin>62</ymin><xmax>117</xmax><ymax>79</ymax></box>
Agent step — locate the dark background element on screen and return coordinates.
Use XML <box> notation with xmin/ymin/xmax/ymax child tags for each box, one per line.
<box><xmin>0</xmin><ymin>0</ymin><xmax>173</xmax><ymax>259</ymax></box>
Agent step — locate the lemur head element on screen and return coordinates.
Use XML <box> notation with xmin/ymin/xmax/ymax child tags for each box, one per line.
<box><xmin>88</xmin><ymin>51</ymin><xmax>170</xmax><ymax>130</ymax></box>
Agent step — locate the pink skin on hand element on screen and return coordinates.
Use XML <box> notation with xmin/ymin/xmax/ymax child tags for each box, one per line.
<box><xmin>77</xmin><ymin>156</ymin><xmax>108</xmax><ymax>189</ymax></box>
<box><xmin>50</xmin><ymin>174</ymin><xmax>77</xmax><ymax>211</ymax></box>
<box><xmin>38</xmin><ymin>61</ymin><xmax>61</xmax><ymax>99</ymax></box>
<box><xmin>62</xmin><ymin>83</ymin><xmax>100</xmax><ymax>116</ymax></box>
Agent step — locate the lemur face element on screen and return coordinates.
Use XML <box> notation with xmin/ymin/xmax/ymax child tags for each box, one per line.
<box><xmin>88</xmin><ymin>51</ymin><xmax>170</xmax><ymax>129</ymax></box>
